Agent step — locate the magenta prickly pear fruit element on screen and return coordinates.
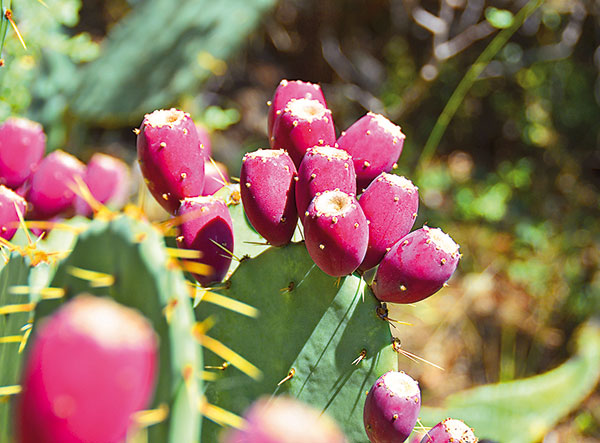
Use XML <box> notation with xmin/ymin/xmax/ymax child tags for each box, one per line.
<box><xmin>267</xmin><ymin>79</ymin><xmax>327</xmax><ymax>140</ymax></box>
<box><xmin>363</xmin><ymin>371</ymin><xmax>421</xmax><ymax>443</ymax></box>
<box><xmin>271</xmin><ymin>98</ymin><xmax>336</xmax><ymax>168</ymax></box>
<box><xmin>240</xmin><ymin>149</ymin><xmax>298</xmax><ymax>246</ymax></box>
<box><xmin>359</xmin><ymin>173</ymin><xmax>419</xmax><ymax>271</ymax></box>
<box><xmin>26</xmin><ymin>150</ymin><xmax>85</xmax><ymax>219</ymax></box>
<box><xmin>0</xmin><ymin>185</ymin><xmax>26</xmax><ymax>240</ymax></box>
<box><xmin>17</xmin><ymin>295</ymin><xmax>158</xmax><ymax>443</ymax></box>
<box><xmin>74</xmin><ymin>153</ymin><xmax>131</xmax><ymax>216</ymax></box>
<box><xmin>202</xmin><ymin>160</ymin><xmax>229</xmax><ymax>196</ymax></box>
<box><xmin>195</xmin><ymin>123</ymin><xmax>212</xmax><ymax>158</ymax></box>
<box><xmin>372</xmin><ymin>226</ymin><xmax>460</xmax><ymax>304</ymax></box>
<box><xmin>303</xmin><ymin>190</ymin><xmax>368</xmax><ymax>277</ymax></box>
<box><xmin>223</xmin><ymin>395</ymin><xmax>347</xmax><ymax>443</ymax></box>
<box><xmin>419</xmin><ymin>419</ymin><xmax>478</xmax><ymax>443</ymax></box>
<box><xmin>0</xmin><ymin>117</ymin><xmax>46</xmax><ymax>189</ymax></box>
<box><xmin>137</xmin><ymin>108</ymin><xmax>205</xmax><ymax>214</ymax></box>
<box><xmin>337</xmin><ymin>112</ymin><xmax>405</xmax><ymax>191</ymax></box>
<box><xmin>295</xmin><ymin>145</ymin><xmax>356</xmax><ymax>218</ymax></box>
<box><xmin>176</xmin><ymin>195</ymin><xmax>234</xmax><ymax>286</ymax></box>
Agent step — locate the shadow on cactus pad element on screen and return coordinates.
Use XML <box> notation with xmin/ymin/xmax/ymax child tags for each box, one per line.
<box><xmin>197</xmin><ymin>242</ymin><xmax>397</xmax><ymax>442</ymax></box>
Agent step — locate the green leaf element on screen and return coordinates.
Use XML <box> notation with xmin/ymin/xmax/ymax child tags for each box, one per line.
<box><xmin>419</xmin><ymin>320</ymin><xmax>600</xmax><ymax>442</ymax></box>
<box><xmin>485</xmin><ymin>7</ymin><xmax>515</xmax><ymax>29</ymax></box>
<box><xmin>198</xmin><ymin>242</ymin><xmax>396</xmax><ymax>442</ymax></box>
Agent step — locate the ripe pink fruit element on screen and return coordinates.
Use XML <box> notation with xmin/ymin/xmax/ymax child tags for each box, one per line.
<box><xmin>0</xmin><ymin>185</ymin><xmax>27</xmax><ymax>240</ymax></box>
<box><xmin>267</xmin><ymin>79</ymin><xmax>327</xmax><ymax>140</ymax></box>
<box><xmin>137</xmin><ymin>109</ymin><xmax>205</xmax><ymax>214</ymax></box>
<box><xmin>27</xmin><ymin>150</ymin><xmax>85</xmax><ymax>219</ymax></box>
<box><xmin>74</xmin><ymin>153</ymin><xmax>131</xmax><ymax>216</ymax></box>
<box><xmin>337</xmin><ymin>112</ymin><xmax>405</xmax><ymax>191</ymax></box>
<box><xmin>17</xmin><ymin>295</ymin><xmax>158</xmax><ymax>443</ymax></box>
<box><xmin>372</xmin><ymin>226</ymin><xmax>460</xmax><ymax>304</ymax></box>
<box><xmin>363</xmin><ymin>371</ymin><xmax>421</xmax><ymax>443</ymax></box>
<box><xmin>176</xmin><ymin>196</ymin><xmax>234</xmax><ymax>286</ymax></box>
<box><xmin>419</xmin><ymin>419</ymin><xmax>478</xmax><ymax>443</ymax></box>
<box><xmin>0</xmin><ymin>117</ymin><xmax>46</xmax><ymax>189</ymax></box>
<box><xmin>202</xmin><ymin>160</ymin><xmax>229</xmax><ymax>196</ymax></box>
<box><xmin>240</xmin><ymin>149</ymin><xmax>297</xmax><ymax>246</ymax></box>
<box><xmin>295</xmin><ymin>145</ymin><xmax>356</xmax><ymax>218</ymax></box>
<box><xmin>195</xmin><ymin>123</ymin><xmax>212</xmax><ymax>158</ymax></box>
<box><xmin>270</xmin><ymin>98</ymin><xmax>336</xmax><ymax>168</ymax></box>
<box><xmin>359</xmin><ymin>173</ymin><xmax>419</xmax><ymax>271</ymax></box>
<box><xmin>224</xmin><ymin>396</ymin><xmax>347</xmax><ymax>443</ymax></box>
<box><xmin>303</xmin><ymin>190</ymin><xmax>368</xmax><ymax>277</ymax></box>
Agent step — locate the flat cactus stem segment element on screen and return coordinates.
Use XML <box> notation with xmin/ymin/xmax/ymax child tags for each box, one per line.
<box><xmin>199</xmin><ymin>242</ymin><xmax>395</xmax><ymax>442</ymax></box>
<box><xmin>45</xmin><ymin>215</ymin><xmax>202</xmax><ymax>442</ymax></box>
<box><xmin>0</xmin><ymin>254</ymin><xmax>35</xmax><ymax>442</ymax></box>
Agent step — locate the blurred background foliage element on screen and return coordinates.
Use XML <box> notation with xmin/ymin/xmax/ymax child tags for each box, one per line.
<box><xmin>1</xmin><ymin>0</ymin><xmax>599</xmax><ymax>440</ymax></box>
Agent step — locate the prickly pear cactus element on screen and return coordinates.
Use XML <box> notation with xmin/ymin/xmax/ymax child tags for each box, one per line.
<box><xmin>0</xmin><ymin>213</ymin><xmax>203</xmax><ymax>442</ymax></box>
<box><xmin>198</xmin><ymin>186</ymin><xmax>397</xmax><ymax>442</ymax></box>
<box><xmin>0</xmin><ymin>253</ymin><xmax>37</xmax><ymax>441</ymax></box>
<box><xmin>41</xmin><ymin>214</ymin><xmax>204</xmax><ymax>442</ymax></box>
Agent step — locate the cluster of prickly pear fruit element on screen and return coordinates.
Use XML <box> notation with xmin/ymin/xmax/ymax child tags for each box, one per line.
<box><xmin>0</xmin><ymin>117</ymin><xmax>132</xmax><ymax>238</ymax></box>
<box><xmin>1</xmin><ymin>80</ymin><xmax>472</xmax><ymax>443</ymax></box>
<box><xmin>240</xmin><ymin>79</ymin><xmax>461</xmax><ymax>305</ymax></box>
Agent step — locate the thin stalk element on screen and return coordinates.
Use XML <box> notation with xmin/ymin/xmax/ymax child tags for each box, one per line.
<box><xmin>0</xmin><ymin>0</ymin><xmax>12</xmax><ymax>58</ymax></box>
<box><xmin>416</xmin><ymin>0</ymin><xmax>544</xmax><ymax>173</ymax></box>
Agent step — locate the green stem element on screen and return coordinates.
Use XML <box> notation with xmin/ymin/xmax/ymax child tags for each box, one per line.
<box><xmin>0</xmin><ymin>0</ymin><xmax>12</xmax><ymax>60</ymax></box>
<box><xmin>416</xmin><ymin>0</ymin><xmax>544</xmax><ymax>173</ymax></box>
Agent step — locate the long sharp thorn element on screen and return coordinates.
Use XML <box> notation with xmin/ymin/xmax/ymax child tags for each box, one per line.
<box><xmin>0</xmin><ymin>385</ymin><xmax>21</xmax><ymax>397</ymax></box>
<box><xmin>209</xmin><ymin>157</ymin><xmax>230</xmax><ymax>186</ymax></box>
<box><xmin>67</xmin><ymin>266</ymin><xmax>115</xmax><ymax>287</ymax></box>
<box><xmin>199</xmin><ymin>398</ymin><xmax>245</xmax><ymax>429</ymax></box>
<box><xmin>192</xmin><ymin>288</ymin><xmax>258</xmax><ymax>318</ymax></box>
<box><xmin>209</xmin><ymin>239</ymin><xmax>240</xmax><ymax>261</ymax></box>
<box><xmin>13</xmin><ymin>202</ymin><xmax>32</xmax><ymax>245</ymax></box>
<box><xmin>192</xmin><ymin>330</ymin><xmax>262</xmax><ymax>381</ymax></box>
<box><xmin>132</xmin><ymin>404</ymin><xmax>169</xmax><ymax>428</ymax></box>
<box><xmin>5</xmin><ymin>10</ymin><xmax>27</xmax><ymax>50</ymax></box>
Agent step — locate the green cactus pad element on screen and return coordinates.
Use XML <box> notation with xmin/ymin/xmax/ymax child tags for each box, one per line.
<box><xmin>418</xmin><ymin>320</ymin><xmax>600</xmax><ymax>443</ymax></box>
<box><xmin>0</xmin><ymin>253</ymin><xmax>35</xmax><ymax>441</ymax></box>
<box><xmin>36</xmin><ymin>214</ymin><xmax>202</xmax><ymax>442</ymax></box>
<box><xmin>198</xmin><ymin>242</ymin><xmax>396</xmax><ymax>442</ymax></box>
